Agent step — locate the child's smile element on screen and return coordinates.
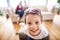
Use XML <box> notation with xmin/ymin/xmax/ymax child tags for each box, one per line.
<box><xmin>30</xmin><ymin>27</ymin><xmax>39</xmax><ymax>32</ymax></box>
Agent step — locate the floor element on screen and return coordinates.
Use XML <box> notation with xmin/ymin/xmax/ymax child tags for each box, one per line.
<box><xmin>12</xmin><ymin>22</ymin><xmax>20</xmax><ymax>40</ymax></box>
<box><xmin>44</xmin><ymin>21</ymin><xmax>60</xmax><ymax>40</ymax></box>
<box><xmin>13</xmin><ymin>21</ymin><xmax>60</xmax><ymax>40</ymax></box>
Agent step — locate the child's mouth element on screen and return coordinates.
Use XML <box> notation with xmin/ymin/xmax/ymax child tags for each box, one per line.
<box><xmin>30</xmin><ymin>29</ymin><xmax>39</xmax><ymax>32</ymax></box>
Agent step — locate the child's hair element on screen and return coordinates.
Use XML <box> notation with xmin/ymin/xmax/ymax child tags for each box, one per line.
<box><xmin>24</xmin><ymin>8</ymin><xmax>42</xmax><ymax>23</ymax></box>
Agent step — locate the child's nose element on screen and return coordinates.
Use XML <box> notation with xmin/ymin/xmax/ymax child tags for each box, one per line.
<box><xmin>32</xmin><ymin>24</ymin><xmax>37</xmax><ymax>28</ymax></box>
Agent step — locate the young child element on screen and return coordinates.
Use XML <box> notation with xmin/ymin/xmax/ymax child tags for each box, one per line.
<box><xmin>19</xmin><ymin>8</ymin><xmax>49</xmax><ymax>40</ymax></box>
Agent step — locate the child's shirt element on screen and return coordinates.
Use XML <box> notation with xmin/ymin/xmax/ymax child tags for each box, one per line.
<box><xmin>19</xmin><ymin>23</ymin><xmax>49</xmax><ymax>39</ymax></box>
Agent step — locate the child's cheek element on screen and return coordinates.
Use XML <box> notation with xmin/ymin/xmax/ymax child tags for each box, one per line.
<box><xmin>28</xmin><ymin>26</ymin><xmax>32</xmax><ymax>30</ymax></box>
<box><xmin>27</xmin><ymin>25</ymin><xmax>31</xmax><ymax>30</ymax></box>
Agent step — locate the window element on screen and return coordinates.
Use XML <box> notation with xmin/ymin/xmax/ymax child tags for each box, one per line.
<box><xmin>0</xmin><ymin>0</ymin><xmax>58</xmax><ymax>9</ymax></box>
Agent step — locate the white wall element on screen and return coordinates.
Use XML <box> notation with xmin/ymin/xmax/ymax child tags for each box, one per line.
<box><xmin>0</xmin><ymin>0</ymin><xmax>8</xmax><ymax>7</ymax></box>
<box><xmin>29</xmin><ymin>0</ymin><xmax>46</xmax><ymax>7</ymax></box>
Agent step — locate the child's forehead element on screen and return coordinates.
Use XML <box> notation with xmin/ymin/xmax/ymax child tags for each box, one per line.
<box><xmin>26</xmin><ymin>14</ymin><xmax>41</xmax><ymax>21</ymax></box>
<box><xmin>26</xmin><ymin>14</ymin><xmax>40</xmax><ymax>18</ymax></box>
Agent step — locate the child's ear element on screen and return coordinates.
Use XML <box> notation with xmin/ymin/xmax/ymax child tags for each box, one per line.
<box><xmin>25</xmin><ymin>18</ymin><xmax>26</xmax><ymax>24</ymax></box>
<box><xmin>41</xmin><ymin>17</ymin><xmax>43</xmax><ymax>22</ymax></box>
<box><xmin>6</xmin><ymin>14</ymin><xmax>9</xmax><ymax>19</ymax></box>
<box><xmin>40</xmin><ymin>16</ymin><xmax>43</xmax><ymax>23</ymax></box>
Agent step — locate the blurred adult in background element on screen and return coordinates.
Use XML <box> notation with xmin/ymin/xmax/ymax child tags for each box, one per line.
<box><xmin>16</xmin><ymin>1</ymin><xmax>29</xmax><ymax>22</ymax></box>
<box><xmin>23</xmin><ymin>0</ymin><xmax>28</xmax><ymax>11</ymax></box>
<box><xmin>15</xmin><ymin>1</ymin><xmax>24</xmax><ymax>19</ymax></box>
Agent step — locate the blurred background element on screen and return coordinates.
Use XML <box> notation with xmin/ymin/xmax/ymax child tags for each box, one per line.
<box><xmin>0</xmin><ymin>0</ymin><xmax>60</xmax><ymax>40</ymax></box>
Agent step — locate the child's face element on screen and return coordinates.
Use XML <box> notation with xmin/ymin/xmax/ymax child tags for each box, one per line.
<box><xmin>26</xmin><ymin>14</ymin><xmax>41</xmax><ymax>36</ymax></box>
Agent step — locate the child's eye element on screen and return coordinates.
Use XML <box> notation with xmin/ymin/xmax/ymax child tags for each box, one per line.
<box><xmin>36</xmin><ymin>21</ymin><xmax>39</xmax><ymax>24</ymax></box>
<box><xmin>28</xmin><ymin>22</ymin><xmax>31</xmax><ymax>25</ymax></box>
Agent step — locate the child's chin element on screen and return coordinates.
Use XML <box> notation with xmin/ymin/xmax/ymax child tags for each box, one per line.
<box><xmin>29</xmin><ymin>30</ymin><xmax>41</xmax><ymax>36</ymax></box>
